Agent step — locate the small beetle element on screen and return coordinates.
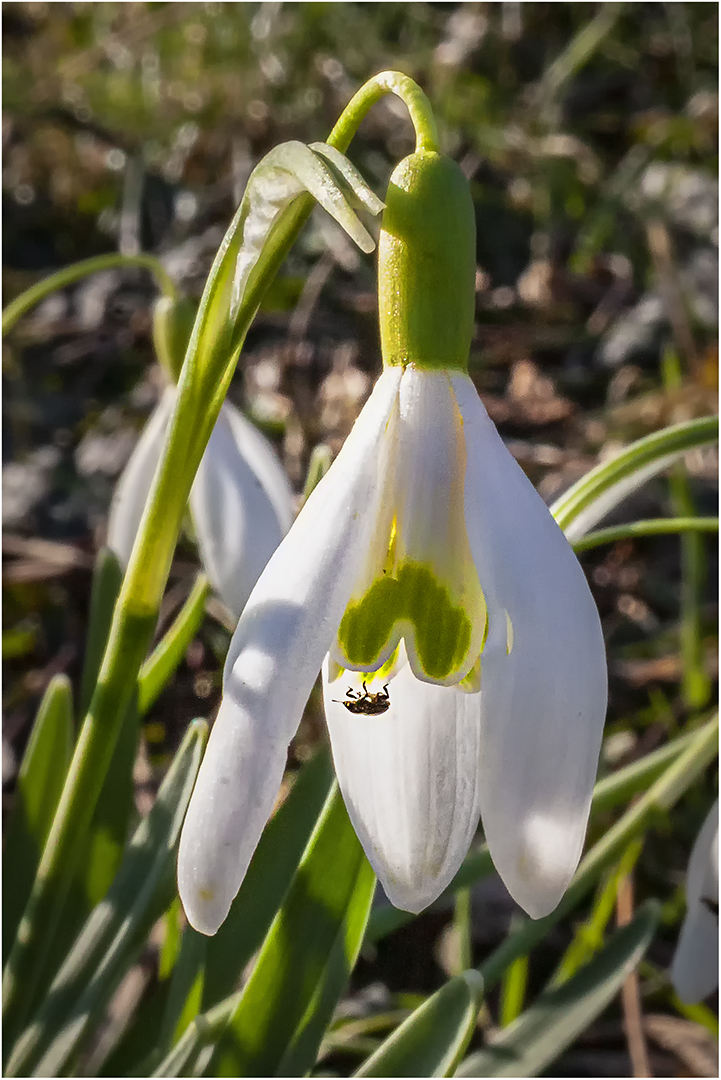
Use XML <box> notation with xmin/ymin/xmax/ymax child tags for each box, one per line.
<box><xmin>333</xmin><ymin>681</ymin><xmax>391</xmax><ymax>715</ymax></box>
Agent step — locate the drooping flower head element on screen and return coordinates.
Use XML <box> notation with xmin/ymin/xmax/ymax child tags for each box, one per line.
<box><xmin>178</xmin><ymin>143</ymin><xmax>608</xmax><ymax>935</ymax></box>
<box><xmin>108</xmin><ymin>294</ymin><xmax>293</xmax><ymax>620</ymax></box>
<box><xmin>671</xmin><ymin>799</ymin><xmax>718</xmax><ymax>1004</ymax></box>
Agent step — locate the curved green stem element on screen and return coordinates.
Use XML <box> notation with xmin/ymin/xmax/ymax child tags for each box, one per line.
<box><xmin>552</xmin><ymin>415</ymin><xmax>719</xmax><ymax>536</ymax></box>
<box><xmin>2</xmin><ymin>253</ymin><xmax>177</xmax><ymax>336</ymax></box>
<box><xmin>327</xmin><ymin>70</ymin><xmax>439</xmax><ymax>154</ymax></box>
<box><xmin>2</xmin><ymin>73</ymin><xmax>438</xmax><ymax>1036</ymax></box>
<box><xmin>573</xmin><ymin>516</ymin><xmax>718</xmax><ymax>553</ymax></box>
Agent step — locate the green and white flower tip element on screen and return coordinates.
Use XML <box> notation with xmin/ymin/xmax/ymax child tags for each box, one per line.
<box><xmin>671</xmin><ymin>799</ymin><xmax>718</xmax><ymax>1004</ymax></box>
<box><xmin>107</xmin><ymin>295</ymin><xmax>294</xmax><ymax>620</ymax></box>
<box><xmin>178</xmin><ymin>149</ymin><xmax>608</xmax><ymax>935</ymax></box>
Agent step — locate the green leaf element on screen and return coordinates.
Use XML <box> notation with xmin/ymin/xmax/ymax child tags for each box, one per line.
<box><xmin>551</xmin><ymin>839</ymin><xmax>643</xmax><ymax>987</ymax></box>
<box><xmin>476</xmin><ymin>715</ymin><xmax>717</xmax><ymax>994</ymax></box>
<box><xmin>202</xmin><ymin>745</ymin><xmax>335</xmax><ymax>1010</ymax></box>
<box><xmin>552</xmin><ymin>415</ymin><xmax>719</xmax><ymax>539</ymax></box>
<box><xmin>138</xmin><ymin>574</ymin><xmax>211</xmax><ymax>716</ymax></box>
<box><xmin>156</xmin><ymin>926</ymin><xmax>208</xmax><ymax>1060</ymax></box>
<box><xmin>154</xmin><ymin>783</ymin><xmax>376</xmax><ymax>1078</ymax></box>
<box><xmin>355</xmin><ymin>971</ymin><xmax>484</xmax><ymax>1078</ymax></box>
<box><xmin>366</xmin><ymin>725</ymin><xmax>700</xmax><ymax>946</ymax></box>
<box><xmin>2</xmin><ymin>254</ymin><xmax>176</xmax><ymax>337</ymax></box>
<box><xmin>80</xmin><ymin>548</ymin><xmax>124</xmax><ymax>717</ymax></box>
<box><xmin>5</xmin><ymin>720</ymin><xmax>208</xmax><ymax>1078</ymax></box>
<box><xmin>572</xmin><ymin>516</ymin><xmax>718</xmax><ymax>552</ymax></box>
<box><xmin>28</xmin><ymin>696</ymin><xmax>141</xmax><ymax>1035</ymax></box>
<box><xmin>457</xmin><ymin>903</ymin><xmax>659</xmax><ymax>1077</ymax></box>
<box><xmin>2</xmin><ymin>675</ymin><xmax>74</xmax><ymax>958</ymax></box>
<box><xmin>207</xmin><ymin>784</ymin><xmax>376</xmax><ymax>1077</ymax></box>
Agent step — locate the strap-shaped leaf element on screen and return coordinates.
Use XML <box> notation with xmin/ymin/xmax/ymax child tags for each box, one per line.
<box><xmin>365</xmin><ymin>724</ymin><xmax>701</xmax><ymax>945</ymax></box>
<box><xmin>206</xmin><ymin>784</ymin><xmax>375</xmax><ymax>1077</ymax></box>
<box><xmin>202</xmin><ymin>745</ymin><xmax>335</xmax><ymax>1011</ymax></box>
<box><xmin>5</xmin><ymin>720</ymin><xmax>208</xmax><ymax>1078</ymax></box>
<box><xmin>2</xmin><ymin>675</ymin><xmax>74</xmax><ymax>957</ymax></box>
<box><xmin>28</xmin><ymin>696</ymin><xmax>141</xmax><ymax>1028</ymax></box>
<box><xmin>156</xmin><ymin>926</ymin><xmax>208</xmax><ymax>1061</ymax></box>
<box><xmin>552</xmin><ymin>414</ymin><xmax>718</xmax><ymax>539</ymax></box>
<box><xmin>477</xmin><ymin>715</ymin><xmax>717</xmax><ymax>994</ymax></box>
<box><xmin>152</xmin><ymin>783</ymin><xmax>376</xmax><ymax>1077</ymax></box>
<box><xmin>355</xmin><ymin>970</ymin><xmax>484</xmax><ymax>1078</ymax></box>
<box><xmin>79</xmin><ymin>548</ymin><xmax>124</xmax><ymax>717</ymax></box>
<box><xmin>456</xmin><ymin>903</ymin><xmax>659</xmax><ymax>1077</ymax></box>
<box><xmin>138</xmin><ymin>574</ymin><xmax>211</xmax><ymax>716</ymax></box>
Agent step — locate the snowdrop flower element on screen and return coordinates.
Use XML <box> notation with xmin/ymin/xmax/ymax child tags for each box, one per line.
<box><xmin>671</xmin><ymin>799</ymin><xmax>718</xmax><ymax>1004</ymax></box>
<box><xmin>178</xmin><ymin>150</ymin><xmax>608</xmax><ymax>935</ymax></box>
<box><xmin>108</xmin><ymin>296</ymin><xmax>293</xmax><ymax>619</ymax></box>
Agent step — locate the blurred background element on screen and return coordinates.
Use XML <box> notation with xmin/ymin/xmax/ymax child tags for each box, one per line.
<box><xmin>2</xmin><ymin>4</ymin><xmax>718</xmax><ymax>1075</ymax></box>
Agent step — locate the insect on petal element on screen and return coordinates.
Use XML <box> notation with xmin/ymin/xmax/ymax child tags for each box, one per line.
<box><xmin>178</xmin><ymin>368</ymin><xmax>402</xmax><ymax>934</ymax></box>
<box><xmin>324</xmin><ymin>646</ymin><xmax>483</xmax><ymax>913</ymax></box>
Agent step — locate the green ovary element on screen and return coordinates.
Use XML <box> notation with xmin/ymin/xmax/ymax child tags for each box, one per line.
<box><xmin>338</xmin><ymin>561</ymin><xmax>472</xmax><ymax>681</ymax></box>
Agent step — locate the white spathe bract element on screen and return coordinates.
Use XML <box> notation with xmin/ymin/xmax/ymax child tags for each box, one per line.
<box><xmin>671</xmin><ymin>799</ymin><xmax>718</xmax><ymax>1004</ymax></box>
<box><xmin>107</xmin><ymin>389</ymin><xmax>293</xmax><ymax>619</ymax></box>
<box><xmin>178</xmin><ymin>365</ymin><xmax>608</xmax><ymax>935</ymax></box>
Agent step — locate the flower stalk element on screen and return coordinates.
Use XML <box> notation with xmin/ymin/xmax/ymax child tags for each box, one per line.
<box><xmin>1</xmin><ymin>70</ymin><xmax>448</xmax><ymax>1037</ymax></box>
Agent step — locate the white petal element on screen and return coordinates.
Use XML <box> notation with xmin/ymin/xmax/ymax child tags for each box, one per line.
<box><xmin>332</xmin><ymin>368</ymin><xmax>486</xmax><ymax>685</ymax></box>
<box><xmin>671</xmin><ymin>800</ymin><xmax>718</xmax><ymax>1003</ymax></box>
<box><xmin>190</xmin><ymin>403</ymin><xmax>293</xmax><ymax>619</ymax></box>
<box><xmin>178</xmin><ymin>368</ymin><xmax>402</xmax><ymax>934</ymax></box>
<box><xmin>106</xmin><ymin>389</ymin><xmax>175</xmax><ymax>568</ymax></box>
<box><xmin>453</xmin><ymin>374</ymin><xmax>607</xmax><ymax>919</ymax></box>
<box><xmin>323</xmin><ymin>647</ymin><xmax>483</xmax><ymax>913</ymax></box>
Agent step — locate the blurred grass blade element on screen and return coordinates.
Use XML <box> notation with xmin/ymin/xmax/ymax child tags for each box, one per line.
<box><xmin>26</xmin><ymin>696</ymin><xmax>142</xmax><ymax>1033</ymax></box>
<box><xmin>80</xmin><ymin>548</ymin><xmax>124</xmax><ymax>717</ymax></box>
<box><xmin>552</xmin><ymin>415</ymin><xmax>718</xmax><ymax>539</ymax></box>
<box><xmin>202</xmin><ymin>745</ymin><xmax>335</xmax><ymax>1010</ymax></box>
<box><xmin>5</xmin><ymin>720</ymin><xmax>208</xmax><ymax>1078</ymax></box>
<box><xmin>662</xmin><ymin>347</ymin><xmax>712</xmax><ymax>709</ymax></box>
<box><xmin>302</xmin><ymin>443</ymin><xmax>334</xmax><ymax>504</ymax></box>
<box><xmin>356</xmin><ymin>971</ymin><xmax>484</xmax><ymax>1078</ymax></box>
<box><xmin>1</xmin><ymin>253</ymin><xmax>176</xmax><ymax>336</ymax></box>
<box><xmin>536</xmin><ymin>3</ymin><xmax>623</xmax><ymax>121</ymax></box>
<box><xmin>156</xmin><ymin>926</ymin><xmax>207</xmax><ymax>1062</ymax></box>
<box><xmin>572</xmin><ymin>516</ymin><xmax>718</xmax><ymax>552</ymax></box>
<box><xmin>457</xmin><ymin>903</ymin><xmax>659</xmax><ymax>1077</ymax></box>
<box><xmin>366</xmin><ymin>725</ymin><xmax>701</xmax><ymax>945</ymax></box>
<box><xmin>551</xmin><ymin>839</ymin><xmax>643</xmax><ymax>987</ymax></box>
<box><xmin>477</xmin><ymin>715</ymin><xmax>717</xmax><ymax>994</ymax></box>
<box><xmin>204</xmin><ymin>784</ymin><xmax>376</xmax><ymax>1077</ymax></box>
<box><xmin>499</xmin><ymin>945</ymin><xmax>529</xmax><ymax>1029</ymax></box>
<box><xmin>275</xmin><ymin>856</ymin><xmax>376</xmax><ymax>1078</ymax></box>
<box><xmin>2</xmin><ymin>675</ymin><xmax>74</xmax><ymax>958</ymax></box>
<box><xmin>138</xmin><ymin>574</ymin><xmax>211</xmax><ymax>716</ymax></box>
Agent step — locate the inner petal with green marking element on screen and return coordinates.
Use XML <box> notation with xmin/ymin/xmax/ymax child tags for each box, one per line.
<box><xmin>338</xmin><ymin>561</ymin><xmax>475</xmax><ymax>682</ymax></box>
<box><xmin>332</xmin><ymin>368</ymin><xmax>488</xmax><ymax>687</ymax></box>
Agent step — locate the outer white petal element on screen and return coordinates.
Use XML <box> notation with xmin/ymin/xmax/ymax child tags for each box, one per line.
<box><xmin>453</xmin><ymin>374</ymin><xmax>607</xmax><ymax>919</ymax></box>
<box><xmin>178</xmin><ymin>368</ymin><xmax>402</xmax><ymax>934</ymax></box>
<box><xmin>189</xmin><ymin>402</ymin><xmax>294</xmax><ymax>619</ymax></box>
<box><xmin>323</xmin><ymin>648</ymin><xmax>483</xmax><ymax>913</ymax></box>
<box><xmin>671</xmin><ymin>800</ymin><xmax>718</xmax><ymax>1003</ymax></box>
<box><xmin>106</xmin><ymin>388</ymin><xmax>176</xmax><ymax>568</ymax></box>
